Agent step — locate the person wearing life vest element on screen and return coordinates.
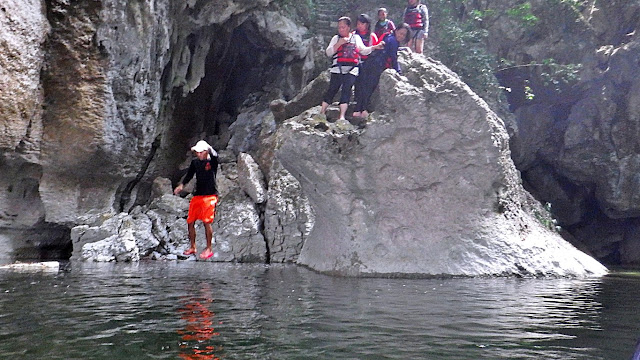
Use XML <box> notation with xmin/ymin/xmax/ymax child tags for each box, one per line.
<box><xmin>352</xmin><ymin>23</ymin><xmax>410</xmax><ymax>119</ymax></box>
<box><xmin>374</xmin><ymin>7</ymin><xmax>396</xmax><ymax>40</ymax></box>
<box><xmin>352</xmin><ymin>14</ymin><xmax>378</xmax><ymax>118</ymax></box>
<box><xmin>403</xmin><ymin>0</ymin><xmax>429</xmax><ymax>54</ymax></box>
<box><xmin>320</xmin><ymin>16</ymin><xmax>384</xmax><ymax>122</ymax></box>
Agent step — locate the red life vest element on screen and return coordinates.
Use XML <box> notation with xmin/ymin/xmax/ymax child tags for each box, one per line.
<box><xmin>404</xmin><ymin>5</ymin><xmax>426</xmax><ymax>29</ymax></box>
<box><xmin>374</xmin><ymin>20</ymin><xmax>393</xmax><ymax>40</ymax></box>
<box><xmin>335</xmin><ymin>35</ymin><xmax>360</xmax><ymax>66</ymax></box>
<box><xmin>353</xmin><ymin>31</ymin><xmax>377</xmax><ymax>61</ymax></box>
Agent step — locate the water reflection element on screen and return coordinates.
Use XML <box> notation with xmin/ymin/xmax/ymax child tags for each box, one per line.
<box><xmin>0</xmin><ymin>262</ymin><xmax>639</xmax><ymax>359</ymax></box>
<box><xmin>177</xmin><ymin>283</ymin><xmax>221</xmax><ymax>360</ymax></box>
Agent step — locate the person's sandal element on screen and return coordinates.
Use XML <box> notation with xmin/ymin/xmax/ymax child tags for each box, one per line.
<box><xmin>199</xmin><ymin>250</ymin><xmax>213</xmax><ymax>260</ymax></box>
<box><xmin>183</xmin><ymin>248</ymin><xmax>196</xmax><ymax>256</ymax></box>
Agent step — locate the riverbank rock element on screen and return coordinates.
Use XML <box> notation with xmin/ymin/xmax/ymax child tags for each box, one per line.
<box><xmin>211</xmin><ymin>189</ymin><xmax>266</xmax><ymax>263</ymax></box>
<box><xmin>0</xmin><ymin>0</ymin><xmax>316</xmax><ymax>262</ymax></box>
<box><xmin>70</xmin><ymin>168</ymin><xmax>268</xmax><ymax>263</ymax></box>
<box><xmin>237</xmin><ymin>152</ymin><xmax>267</xmax><ymax>204</ymax></box>
<box><xmin>264</xmin><ymin>161</ymin><xmax>314</xmax><ymax>263</ymax></box>
<box><xmin>273</xmin><ymin>53</ymin><xmax>607</xmax><ymax>277</ymax></box>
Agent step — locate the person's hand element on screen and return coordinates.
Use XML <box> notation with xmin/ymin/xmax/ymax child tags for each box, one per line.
<box><xmin>375</xmin><ymin>41</ymin><xmax>385</xmax><ymax>49</ymax></box>
<box><xmin>173</xmin><ymin>184</ymin><xmax>183</xmax><ymax>195</ymax></box>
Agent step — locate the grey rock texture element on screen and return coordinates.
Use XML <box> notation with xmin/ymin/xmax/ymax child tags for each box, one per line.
<box><xmin>0</xmin><ymin>0</ymin><xmax>315</xmax><ymax>261</ymax></box>
<box><xmin>70</xmin><ymin>172</ymin><xmax>267</xmax><ymax>263</ymax></box>
<box><xmin>212</xmin><ymin>189</ymin><xmax>266</xmax><ymax>262</ymax></box>
<box><xmin>484</xmin><ymin>1</ymin><xmax>640</xmax><ymax>264</ymax></box>
<box><xmin>237</xmin><ymin>153</ymin><xmax>267</xmax><ymax>204</ymax></box>
<box><xmin>264</xmin><ymin>161</ymin><xmax>314</xmax><ymax>263</ymax></box>
<box><xmin>0</xmin><ymin>0</ymin><xmax>48</xmax><ymax>155</ymax></box>
<box><xmin>274</xmin><ymin>54</ymin><xmax>606</xmax><ymax>277</ymax></box>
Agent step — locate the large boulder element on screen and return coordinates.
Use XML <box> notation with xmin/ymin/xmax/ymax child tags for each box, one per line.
<box><xmin>264</xmin><ymin>161</ymin><xmax>314</xmax><ymax>263</ymax></box>
<box><xmin>273</xmin><ymin>54</ymin><xmax>607</xmax><ymax>277</ymax></box>
<box><xmin>212</xmin><ymin>189</ymin><xmax>267</xmax><ymax>262</ymax></box>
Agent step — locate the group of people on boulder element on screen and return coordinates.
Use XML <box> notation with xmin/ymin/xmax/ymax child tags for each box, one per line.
<box><xmin>320</xmin><ymin>0</ymin><xmax>429</xmax><ymax>121</ymax></box>
<box><xmin>173</xmin><ymin>2</ymin><xmax>430</xmax><ymax>260</ymax></box>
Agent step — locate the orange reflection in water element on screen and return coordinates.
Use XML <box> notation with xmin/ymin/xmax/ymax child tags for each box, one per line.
<box><xmin>177</xmin><ymin>284</ymin><xmax>221</xmax><ymax>360</ymax></box>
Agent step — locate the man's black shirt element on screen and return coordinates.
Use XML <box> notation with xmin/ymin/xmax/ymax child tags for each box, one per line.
<box><xmin>182</xmin><ymin>155</ymin><xmax>218</xmax><ymax>196</ymax></box>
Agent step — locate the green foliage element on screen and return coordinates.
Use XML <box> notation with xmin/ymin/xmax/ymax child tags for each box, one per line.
<box><xmin>431</xmin><ymin>0</ymin><xmax>587</xmax><ymax>103</ymax></box>
<box><xmin>428</xmin><ymin>1</ymin><xmax>505</xmax><ymax>104</ymax></box>
<box><xmin>538</xmin><ymin>59</ymin><xmax>582</xmax><ymax>90</ymax></box>
<box><xmin>496</xmin><ymin>58</ymin><xmax>583</xmax><ymax>99</ymax></box>
<box><xmin>436</xmin><ymin>20</ymin><xmax>500</xmax><ymax>100</ymax></box>
<box><xmin>534</xmin><ymin>202</ymin><xmax>560</xmax><ymax>232</ymax></box>
<box><xmin>506</xmin><ymin>2</ymin><xmax>538</xmax><ymax>27</ymax></box>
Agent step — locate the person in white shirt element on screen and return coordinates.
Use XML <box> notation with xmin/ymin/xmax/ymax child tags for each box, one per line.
<box><xmin>320</xmin><ymin>16</ymin><xmax>384</xmax><ymax>122</ymax></box>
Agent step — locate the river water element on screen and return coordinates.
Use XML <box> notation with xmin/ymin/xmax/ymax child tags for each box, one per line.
<box><xmin>0</xmin><ymin>261</ymin><xmax>638</xmax><ymax>359</ymax></box>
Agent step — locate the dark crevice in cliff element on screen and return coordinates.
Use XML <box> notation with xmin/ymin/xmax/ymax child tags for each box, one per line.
<box><xmin>170</xmin><ymin>20</ymin><xmax>300</xmax><ymax>153</ymax></box>
<box><xmin>117</xmin><ymin>135</ymin><xmax>161</xmax><ymax>213</ymax></box>
<box><xmin>256</xmin><ymin>202</ymin><xmax>270</xmax><ymax>264</ymax></box>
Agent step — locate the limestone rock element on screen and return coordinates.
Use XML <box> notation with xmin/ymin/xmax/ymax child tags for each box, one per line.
<box><xmin>212</xmin><ymin>189</ymin><xmax>267</xmax><ymax>263</ymax></box>
<box><xmin>0</xmin><ymin>0</ymin><xmax>48</xmax><ymax>156</ymax></box>
<box><xmin>264</xmin><ymin>161</ymin><xmax>314</xmax><ymax>263</ymax></box>
<box><xmin>237</xmin><ymin>153</ymin><xmax>267</xmax><ymax>204</ymax></box>
<box><xmin>274</xmin><ymin>55</ymin><xmax>607</xmax><ymax>277</ymax></box>
<box><xmin>81</xmin><ymin>232</ymin><xmax>139</xmax><ymax>262</ymax></box>
<box><xmin>151</xmin><ymin>177</ymin><xmax>173</xmax><ymax>201</ymax></box>
<box><xmin>228</xmin><ymin>108</ymin><xmax>276</xmax><ymax>155</ymax></box>
<box><xmin>283</xmin><ymin>70</ymin><xmax>330</xmax><ymax>120</ymax></box>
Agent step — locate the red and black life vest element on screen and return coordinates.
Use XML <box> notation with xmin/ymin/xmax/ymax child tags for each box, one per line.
<box><xmin>404</xmin><ymin>5</ymin><xmax>426</xmax><ymax>29</ymax></box>
<box><xmin>374</xmin><ymin>20</ymin><xmax>393</xmax><ymax>40</ymax></box>
<box><xmin>353</xmin><ymin>31</ymin><xmax>375</xmax><ymax>61</ymax></box>
<box><xmin>334</xmin><ymin>35</ymin><xmax>360</xmax><ymax>66</ymax></box>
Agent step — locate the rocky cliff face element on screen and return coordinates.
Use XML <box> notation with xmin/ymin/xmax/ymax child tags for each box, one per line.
<box><xmin>478</xmin><ymin>1</ymin><xmax>640</xmax><ymax>265</ymax></box>
<box><xmin>0</xmin><ymin>0</ymin><xmax>610</xmax><ymax>276</ymax></box>
<box><xmin>0</xmin><ymin>0</ymin><xmax>316</xmax><ymax>260</ymax></box>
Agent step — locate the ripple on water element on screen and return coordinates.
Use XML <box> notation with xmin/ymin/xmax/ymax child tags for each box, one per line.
<box><xmin>0</xmin><ymin>262</ymin><xmax>639</xmax><ymax>359</ymax></box>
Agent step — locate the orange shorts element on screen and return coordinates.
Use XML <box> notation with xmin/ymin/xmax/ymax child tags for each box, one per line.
<box><xmin>186</xmin><ymin>195</ymin><xmax>219</xmax><ymax>224</ymax></box>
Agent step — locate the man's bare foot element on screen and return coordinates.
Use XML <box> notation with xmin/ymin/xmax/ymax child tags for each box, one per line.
<box><xmin>183</xmin><ymin>248</ymin><xmax>196</xmax><ymax>256</ymax></box>
<box><xmin>361</xmin><ymin>110</ymin><xmax>369</xmax><ymax>118</ymax></box>
<box><xmin>352</xmin><ymin>111</ymin><xmax>361</xmax><ymax>117</ymax></box>
<box><xmin>199</xmin><ymin>248</ymin><xmax>213</xmax><ymax>260</ymax></box>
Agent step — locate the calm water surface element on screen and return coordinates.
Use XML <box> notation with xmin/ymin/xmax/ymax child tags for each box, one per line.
<box><xmin>0</xmin><ymin>261</ymin><xmax>639</xmax><ymax>359</ymax></box>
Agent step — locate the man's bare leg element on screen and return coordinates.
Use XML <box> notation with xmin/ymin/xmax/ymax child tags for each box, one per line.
<box><xmin>199</xmin><ymin>222</ymin><xmax>214</xmax><ymax>259</ymax></box>
<box><xmin>183</xmin><ymin>222</ymin><xmax>197</xmax><ymax>255</ymax></box>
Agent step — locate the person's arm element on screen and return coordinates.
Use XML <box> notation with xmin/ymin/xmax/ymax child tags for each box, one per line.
<box><xmin>174</xmin><ymin>161</ymin><xmax>196</xmax><ymax>195</ymax></box>
<box><xmin>421</xmin><ymin>5</ymin><xmax>429</xmax><ymax>34</ymax></box>
<box><xmin>388</xmin><ymin>20</ymin><xmax>396</xmax><ymax>32</ymax></box>
<box><xmin>356</xmin><ymin>35</ymin><xmax>383</xmax><ymax>56</ymax></box>
<box><xmin>387</xmin><ymin>37</ymin><xmax>401</xmax><ymax>74</ymax></box>
<box><xmin>326</xmin><ymin>35</ymin><xmax>345</xmax><ymax>57</ymax></box>
<box><xmin>371</xmin><ymin>33</ymin><xmax>379</xmax><ymax>46</ymax></box>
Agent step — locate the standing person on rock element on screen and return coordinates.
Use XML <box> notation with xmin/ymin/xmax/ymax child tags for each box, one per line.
<box><xmin>173</xmin><ymin>140</ymin><xmax>219</xmax><ymax>260</ymax></box>
<box><xmin>404</xmin><ymin>0</ymin><xmax>429</xmax><ymax>54</ymax></box>
<box><xmin>352</xmin><ymin>14</ymin><xmax>378</xmax><ymax>118</ymax></box>
<box><xmin>374</xmin><ymin>7</ymin><xmax>396</xmax><ymax>40</ymax></box>
<box><xmin>319</xmin><ymin>16</ymin><xmax>384</xmax><ymax>122</ymax></box>
<box><xmin>352</xmin><ymin>23</ymin><xmax>410</xmax><ymax>118</ymax></box>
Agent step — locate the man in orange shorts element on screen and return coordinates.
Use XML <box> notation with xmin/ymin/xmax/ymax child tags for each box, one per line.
<box><xmin>173</xmin><ymin>140</ymin><xmax>219</xmax><ymax>260</ymax></box>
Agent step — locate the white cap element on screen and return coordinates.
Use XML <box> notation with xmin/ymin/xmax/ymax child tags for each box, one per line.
<box><xmin>190</xmin><ymin>140</ymin><xmax>217</xmax><ymax>156</ymax></box>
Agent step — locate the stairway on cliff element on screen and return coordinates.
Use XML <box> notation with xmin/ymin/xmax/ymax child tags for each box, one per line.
<box><xmin>312</xmin><ymin>0</ymin><xmax>349</xmax><ymax>38</ymax></box>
